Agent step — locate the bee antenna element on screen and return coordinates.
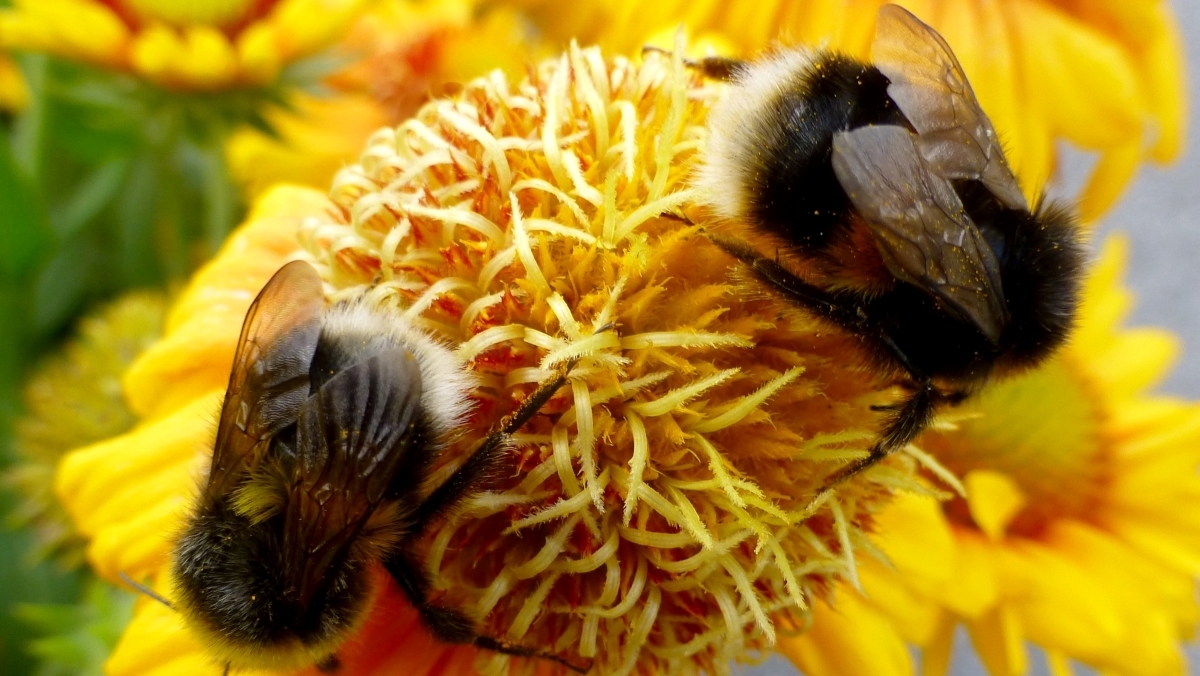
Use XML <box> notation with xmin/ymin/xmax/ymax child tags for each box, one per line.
<box><xmin>117</xmin><ymin>571</ymin><xmax>175</xmax><ymax>610</ymax></box>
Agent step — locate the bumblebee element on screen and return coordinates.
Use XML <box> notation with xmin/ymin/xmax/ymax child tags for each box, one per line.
<box><xmin>691</xmin><ymin>5</ymin><xmax>1084</xmax><ymax>502</ymax></box>
<box><xmin>167</xmin><ymin>261</ymin><xmax>586</xmax><ymax>673</ymax></box>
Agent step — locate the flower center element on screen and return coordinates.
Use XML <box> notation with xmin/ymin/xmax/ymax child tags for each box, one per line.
<box><xmin>923</xmin><ymin>356</ymin><xmax>1110</xmax><ymax>538</ymax></box>
<box><xmin>114</xmin><ymin>0</ymin><xmax>275</xmax><ymax>28</ymax></box>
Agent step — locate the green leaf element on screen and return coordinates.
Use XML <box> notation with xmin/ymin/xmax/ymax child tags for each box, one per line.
<box><xmin>0</xmin><ymin>131</ymin><xmax>52</xmax><ymax>280</ymax></box>
<box><xmin>31</xmin><ymin>235</ymin><xmax>94</xmax><ymax>337</ymax></box>
<box><xmin>10</xmin><ymin>54</ymin><xmax>48</xmax><ymax>182</ymax></box>
<box><xmin>0</xmin><ymin>486</ymin><xmax>83</xmax><ymax>676</ymax></box>
<box><xmin>13</xmin><ymin>577</ymin><xmax>134</xmax><ymax>676</ymax></box>
<box><xmin>49</xmin><ymin>158</ymin><xmax>129</xmax><ymax>240</ymax></box>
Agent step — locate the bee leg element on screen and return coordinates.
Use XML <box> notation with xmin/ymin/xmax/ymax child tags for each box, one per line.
<box><xmin>708</xmin><ymin>233</ymin><xmax>871</xmax><ymax>330</ymax></box>
<box><xmin>383</xmin><ymin>551</ymin><xmax>592</xmax><ymax>673</ymax></box>
<box><xmin>411</xmin><ymin>362</ymin><xmax>576</xmax><ymax>532</ymax></box>
<box><xmin>802</xmin><ymin>379</ymin><xmax>941</xmax><ymax>514</ymax></box>
<box><xmin>474</xmin><ymin>636</ymin><xmax>594</xmax><ymax>674</ymax></box>
<box><xmin>315</xmin><ymin>655</ymin><xmax>341</xmax><ymax>672</ymax></box>
<box><xmin>117</xmin><ymin>571</ymin><xmax>175</xmax><ymax>610</ymax></box>
<box><xmin>640</xmin><ymin>46</ymin><xmax>745</xmax><ymax>81</ymax></box>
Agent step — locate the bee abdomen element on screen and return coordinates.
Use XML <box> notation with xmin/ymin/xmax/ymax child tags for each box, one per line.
<box><xmin>172</xmin><ymin>501</ymin><xmax>367</xmax><ymax>666</ymax></box>
<box><xmin>698</xmin><ymin>51</ymin><xmax>910</xmax><ymax>256</ymax></box>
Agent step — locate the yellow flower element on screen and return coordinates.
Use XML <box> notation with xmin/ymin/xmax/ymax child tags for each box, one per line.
<box><xmin>226</xmin><ymin>0</ymin><xmax>546</xmax><ymax>199</ymax></box>
<box><xmin>515</xmin><ymin>0</ymin><xmax>1186</xmax><ymax>223</ymax></box>
<box><xmin>0</xmin><ymin>0</ymin><xmax>374</xmax><ymax>89</ymax></box>
<box><xmin>56</xmin><ymin>44</ymin><xmax>940</xmax><ymax>675</ymax></box>
<box><xmin>786</xmin><ymin>236</ymin><xmax>1200</xmax><ymax>676</ymax></box>
<box><xmin>5</xmin><ymin>293</ymin><xmax>166</xmax><ymax>568</ymax></box>
<box><xmin>0</xmin><ymin>51</ymin><xmax>28</xmax><ymax>109</ymax></box>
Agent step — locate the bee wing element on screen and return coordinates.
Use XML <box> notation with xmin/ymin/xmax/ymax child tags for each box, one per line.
<box><xmin>832</xmin><ymin>124</ymin><xmax>1008</xmax><ymax>343</ymax></box>
<box><xmin>206</xmin><ymin>261</ymin><xmax>325</xmax><ymax>502</ymax></box>
<box><xmin>872</xmin><ymin>4</ymin><xmax>1028</xmax><ymax>212</ymax></box>
<box><xmin>285</xmin><ymin>346</ymin><xmax>427</xmax><ymax>606</ymax></box>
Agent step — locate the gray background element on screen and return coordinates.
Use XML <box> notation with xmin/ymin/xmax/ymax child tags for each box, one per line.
<box><xmin>749</xmin><ymin>0</ymin><xmax>1200</xmax><ymax>674</ymax></box>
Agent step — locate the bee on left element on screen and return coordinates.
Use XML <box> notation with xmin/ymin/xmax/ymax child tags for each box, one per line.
<box><xmin>132</xmin><ymin>261</ymin><xmax>586</xmax><ymax>673</ymax></box>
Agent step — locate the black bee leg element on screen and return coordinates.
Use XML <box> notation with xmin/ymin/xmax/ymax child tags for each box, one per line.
<box><xmin>707</xmin><ymin>233</ymin><xmax>869</xmax><ymax>330</ymax></box>
<box><xmin>474</xmin><ymin>635</ymin><xmax>594</xmax><ymax>674</ymax></box>
<box><xmin>640</xmin><ymin>46</ymin><xmax>745</xmax><ymax>81</ymax></box>
<box><xmin>411</xmin><ymin>361</ymin><xmax>575</xmax><ymax>532</ymax></box>
<box><xmin>222</xmin><ymin>664</ymin><xmax>230</xmax><ymax>676</ymax></box>
<box><xmin>383</xmin><ymin>550</ymin><xmax>591</xmax><ymax>673</ymax></box>
<box><xmin>315</xmin><ymin>655</ymin><xmax>341</xmax><ymax>672</ymax></box>
<box><xmin>804</xmin><ymin>379</ymin><xmax>941</xmax><ymax>513</ymax></box>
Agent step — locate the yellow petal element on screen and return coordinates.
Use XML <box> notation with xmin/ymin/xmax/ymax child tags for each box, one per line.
<box><xmin>177</xmin><ymin>25</ymin><xmax>239</xmax><ymax>89</ymax></box>
<box><xmin>107</xmin><ymin>597</ymin><xmax>220</xmax><ymax>676</ymax></box>
<box><xmin>0</xmin><ymin>52</ymin><xmax>28</xmax><ymax>110</ymax></box>
<box><xmin>55</xmin><ymin>391</ymin><xmax>218</xmax><ymax>537</ymax></box>
<box><xmin>226</xmin><ymin>93</ymin><xmax>389</xmax><ymax>198</ymax></box>
<box><xmin>1068</xmin><ymin>236</ymin><xmax>1130</xmax><ymax>357</ymax></box>
<box><xmin>1013</xmin><ymin>0</ymin><xmax>1142</xmax><ymax>150</ymax></box>
<box><xmin>269</xmin><ymin>0</ymin><xmax>373</xmax><ymax>60</ymax></box>
<box><xmin>123</xmin><ymin>314</ymin><xmax>242</xmax><ymax>421</ymax></box>
<box><xmin>1045</xmin><ymin>650</ymin><xmax>1075</xmax><ymax>676</ymax></box>
<box><xmin>1140</xmin><ymin>5</ymin><xmax>1187</xmax><ymax>163</ymax></box>
<box><xmin>1104</xmin><ymin>514</ymin><xmax>1200</xmax><ymax>583</ymax></box>
<box><xmin>997</xmin><ymin>541</ymin><xmax>1126</xmax><ymax>664</ymax></box>
<box><xmin>965</xmin><ymin>605</ymin><xmax>1028</xmax><ymax>676</ymax></box>
<box><xmin>778</xmin><ymin>591</ymin><xmax>914</xmax><ymax>676</ymax></box>
<box><xmin>872</xmin><ymin>491</ymin><xmax>956</xmax><ymax>593</ymax></box>
<box><xmin>1085</xmin><ymin>328</ymin><xmax>1180</xmax><ymax>401</ymax></box>
<box><xmin>860</xmin><ymin>559</ymin><xmax>943</xmax><ymax>645</ymax></box>
<box><xmin>124</xmin><ymin>186</ymin><xmax>327</xmax><ymax>419</ymax></box>
<box><xmin>965</xmin><ymin>470</ymin><xmax>1026</xmax><ymax>541</ymax></box>
<box><xmin>7</xmin><ymin>0</ymin><xmax>130</xmax><ymax>66</ymax></box>
<box><xmin>935</xmin><ymin>530</ymin><xmax>1000</xmax><ymax>620</ymax></box>
<box><xmin>235</xmin><ymin>21</ymin><xmax>282</xmax><ymax>85</ymax></box>
<box><xmin>1034</xmin><ymin>522</ymin><xmax>1192</xmax><ymax>675</ymax></box>
<box><xmin>777</xmin><ymin>0</ymin><xmax>847</xmax><ymax>51</ymax></box>
<box><xmin>919</xmin><ymin>612</ymin><xmax>956</xmax><ymax>676</ymax></box>
<box><xmin>122</xmin><ymin>0</ymin><xmax>255</xmax><ymax>27</ymax></box>
<box><xmin>1077</xmin><ymin>141</ymin><xmax>1142</xmax><ymax>225</ymax></box>
<box><xmin>88</xmin><ymin>493</ymin><xmax>189</xmax><ymax>581</ymax></box>
<box><xmin>130</xmin><ymin>23</ymin><xmax>187</xmax><ymax>84</ymax></box>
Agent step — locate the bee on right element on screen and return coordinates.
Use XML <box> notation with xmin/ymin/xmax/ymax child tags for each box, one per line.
<box><xmin>691</xmin><ymin>4</ymin><xmax>1085</xmax><ymax>505</ymax></box>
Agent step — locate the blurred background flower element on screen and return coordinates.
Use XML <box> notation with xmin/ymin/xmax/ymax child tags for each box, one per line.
<box><xmin>225</xmin><ymin>0</ymin><xmax>546</xmax><ymax>199</ymax></box>
<box><xmin>514</xmin><ymin>0</ymin><xmax>1186</xmax><ymax>223</ymax></box>
<box><xmin>0</xmin><ymin>0</ymin><xmax>372</xmax><ymax>89</ymax></box>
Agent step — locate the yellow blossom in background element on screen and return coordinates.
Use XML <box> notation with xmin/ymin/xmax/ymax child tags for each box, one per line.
<box><xmin>226</xmin><ymin>0</ymin><xmax>546</xmax><ymax>199</ymax></box>
<box><xmin>514</xmin><ymin>0</ymin><xmax>1186</xmax><ymax>223</ymax></box>
<box><xmin>53</xmin><ymin>44</ymin><xmax>956</xmax><ymax>676</ymax></box>
<box><xmin>781</xmin><ymin>237</ymin><xmax>1200</xmax><ymax>676</ymax></box>
<box><xmin>5</xmin><ymin>293</ymin><xmax>166</xmax><ymax>568</ymax></box>
<box><xmin>0</xmin><ymin>51</ymin><xmax>28</xmax><ymax>109</ymax></box>
<box><xmin>0</xmin><ymin>0</ymin><xmax>375</xmax><ymax>90</ymax></box>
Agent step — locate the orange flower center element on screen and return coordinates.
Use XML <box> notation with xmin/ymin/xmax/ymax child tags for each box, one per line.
<box><xmin>922</xmin><ymin>356</ymin><xmax>1111</xmax><ymax>538</ymax></box>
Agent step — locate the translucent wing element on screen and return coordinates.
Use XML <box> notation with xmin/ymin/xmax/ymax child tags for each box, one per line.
<box><xmin>832</xmin><ymin>124</ymin><xmax>1008</xmax><ymax>343</ymax></box>
<box><xmin>873</xmin><ymin>4</ymin><xmax>1028</xmax><ymax>211</ymax></box>
<box><xmin>205</xmin><ymin>260</ymin><xmax>325</xmax><ymax>502</ymax></box>
<box><xmin>284</xmin><ymin>347</ymin><xmax>427</xmax><ymax>607</ymax></box>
